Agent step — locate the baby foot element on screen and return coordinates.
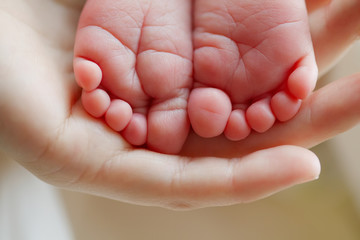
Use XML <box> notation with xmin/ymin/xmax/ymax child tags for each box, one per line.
<box><xmin>74</xmin><ymin>0</ymin><xmax>193</xmax><ymax>154</ymax></box>
<box><xmin>189</xmin><ymin>0</ymin><xmax>318</xmax><ymax>140</ymax></box>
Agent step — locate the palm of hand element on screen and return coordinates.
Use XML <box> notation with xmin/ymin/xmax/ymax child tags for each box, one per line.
<box><xmin>0</xmin><ymin>0</ymin><xmax>359</xmax><ymax>209</ymax></box>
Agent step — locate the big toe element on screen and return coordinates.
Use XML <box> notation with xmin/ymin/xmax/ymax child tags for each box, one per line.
<box><xmin>147</xmin><ymin>95</ymin><xmax>190</xmax><ymax>154</ymax></box>
<box><xmin>188</xmin><ymin>88</ymin><xmax>232</xmax><ymax>138</ymax></box>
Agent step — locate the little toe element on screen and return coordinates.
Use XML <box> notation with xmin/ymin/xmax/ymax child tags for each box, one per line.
<box><xmin>224</xmin><ymin>109</ymin><xmax>251</xmax><ymax>141</ymax></box>
<box><xmin>188</xmin><ymin>88</ymin><xmax>232</xmax><ymax>138</ymax></box>
<box><xmin>81</xmin><ymin>89</ymin><xmax>111</xmax><ymax>118</ymax></box>
<box><xmin>271</xmin><ymin>91</ymin><xmax>302</xmax><ymax>122</ymax></box>
<box><xmin>246</xmin><ymin>98</ymin><xmax>276</xmax><ymax>133</ymax></box>
<box><xmin>121</xmin><ymin>113</ymin><xmax>147</xmax><ymax>147</ymax></box>
<box><xmin>105</xmin><ymin>100</ymin><xmax>133</xmax><ymax>132</ymax></box>
<box><xmin>288</xmin><ymin>54</ymin><xmax>318</xmax><ymax>99</ymax></box>
<box><xmin>74</xmin><ymin>58</ymin><xmax>102</xmax><ymax>92</ymax></box>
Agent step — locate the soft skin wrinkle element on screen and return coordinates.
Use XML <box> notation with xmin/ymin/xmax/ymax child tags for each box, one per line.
<box><xmin>190</xmin><ymin>0</ymin><xmax>317</xmax><ymax>139</ymax></box>
<box><xmin>193</xmin><ymin>0</ymin><xmax>309</xmax><ymax>100</ymax></box>
<box><xmin>74</xmin><ymin>0</ymin><xmax>193</xmax><ymax>153</ymax></box>
<box><xmin>0</xmin><ymin>0</ymin><xmax>360</xmax><ymax>209</ymax></box>
<box><xmin>182</xmin><ymin>73</ymin><xmax>360</xmax><ymax>159</ymax></box>
<box><xmin>76</xmin><ymin>0</ymin><xmax>317</xmax><ymax>148</ymax></box>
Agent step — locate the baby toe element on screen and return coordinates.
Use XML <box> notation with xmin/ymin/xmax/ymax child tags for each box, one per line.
<box><xmin>121</xmin><ymin>113</ymin><xmax>147</xmax><ymax>147</ymax></box>
<box><xmin>147</xmin><ymin>97</ymin><xmax>190</xmax><ymax>154</ymax></box>
<box><xmin>224</xmin><ymin>109</ymin><xmax>251</xmax><ymax>141</ymax></box>
<box><xmin>271</xmin><ymin>91</ymin><xmax>302</xmax><ymax>122</ymax></box>
<box><xmin>74</xmin><ymin>58</ymin><xmax>102</xmax><ymax>92</ymax></box>
<box><xmin>105</xmin><ymin>99</ymin><xmax>133</xmax><ymax>132</ymax></box>
<box><xmin>287</xmin><ymin>54</ymin><xmax>318</xmax><ymax>99</ymax></box>
<box><xmin>246</xmin><ymin>97</ymin><xmax>276</xmax><ymax>133</ymax></box>
<box><xmin>188</xmin><ymin>88</ymin><xmax>232</xmax><ymax>138</ymax></box>
<box><xmin>81</xmin><ymin>89</ymin><xmax>111</xmax><ymax>118</ymax></box>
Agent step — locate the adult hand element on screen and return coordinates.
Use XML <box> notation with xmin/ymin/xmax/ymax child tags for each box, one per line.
<box><xmin>309</xmin><ymin>0</ymin><xmax>360</xmax><ymax>75</ymax></box>
<box><xmin>0</xmin><ymin>0</ymin><xmax>359</xmax><ymax>209</ymax></box>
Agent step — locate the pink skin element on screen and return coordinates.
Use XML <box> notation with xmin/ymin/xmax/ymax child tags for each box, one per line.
<box><xmin>189</xmin><ymin>0</ymin><xmax>318</xmax><ymax>140</ymax></box>
<box><xmin>74</xmin><ymin>0</ymin><xmax>193</xmax><ymax>154</ymax></box>
<box><xmin>74</xmin><ymin>0</ymin><xmax>318</xmax><ymax>153</ymax></box>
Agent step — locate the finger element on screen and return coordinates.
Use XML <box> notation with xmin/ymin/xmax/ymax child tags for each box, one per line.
<box><xmin>254</xmin><ymin>73</ymin><xmax>360</xmax><ymax>151</ymax></box>
<box><xmin>164</xmin><ymin>146</ymin><xmax>319</xmax><ymax>209</ymax></box>
<box><xmin>310</xmin><ymin>0</ymin><xmax>360</xmax><ymax>74</ymax></box>
<box><xmin>306</xmin><ymin>0</ymin><xmax>331</xmax><ymax>13</ymax></box>
<box><xmin>21</xmin><ymin>104</ymin><xmax>319</xmax><ymax>209</ymax></box>
<box><xmin>0</xmin><ymin>2</ymin><xmax>81</xmax><ymax>163</ymax></box>
<box><xmin>183</xmin><ymin>73</ymin><xmax>360</xmax><ymax>158</ymax></box>
<box><xmin>61</xmin><ymin>145</ymin><xmax>320</xmax><ymax>209</ymax></box>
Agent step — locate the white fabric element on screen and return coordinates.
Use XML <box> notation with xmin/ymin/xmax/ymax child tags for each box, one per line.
<box><xmin>0</xmin><ymin>160</ymin><xmax>73</xmax><ymax>240</ymax></box>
